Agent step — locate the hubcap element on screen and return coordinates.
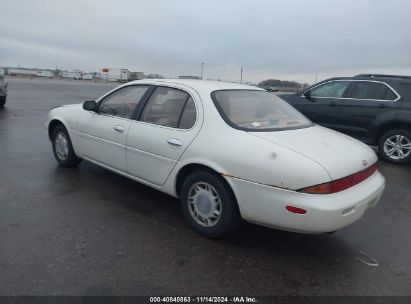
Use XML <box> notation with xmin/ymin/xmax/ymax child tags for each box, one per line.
<box><xmin>383</xmin><ymin>134</ymin><xmax>411</xmax><ymax>160</ymax></box>
<box><xmin>188</xmin><ymin>182</ymin><xmax>222</xmax><ymax>227</ymax></box>
<box><xmin>55</xmin><ymin>132</ymin><xmax>69</xmax><ymax>160</ymax></box>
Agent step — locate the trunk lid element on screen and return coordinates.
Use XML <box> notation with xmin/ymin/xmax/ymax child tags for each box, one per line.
<box><xmin>249</xmin><ymin>125</ymin><xmax>377</xmax><ymax>180</ymax></box>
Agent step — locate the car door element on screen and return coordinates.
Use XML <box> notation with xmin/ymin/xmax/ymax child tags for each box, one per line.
<box><xmin>126</xmin><ymin>85</ymin><xmax>201</xmax><ymax>186</ymax></box>
<box><xmin>75</xmin><ymin>85</ymin><xmax>150</xmax><ymax>172</ymax></box>
<box><xmin>289</xmin><ymin>80</ymin><xmax>349</xmax><ymax>129</ymax></box>
<box><xmin>338</xmin><ymin>81</ymin><xmax>400</xmax><ymax>140</ymax></box>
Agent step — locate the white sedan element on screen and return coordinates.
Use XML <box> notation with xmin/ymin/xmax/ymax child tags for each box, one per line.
<box><xmin>45</xmin><ymin>79</ymin><xmax>385</xmax><ymax>238</ymax></box>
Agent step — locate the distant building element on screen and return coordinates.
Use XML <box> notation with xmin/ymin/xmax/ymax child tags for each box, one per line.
<box><xmin>178</xmin><ymin>75</ymin><xmax>201</xmax><ymax>79</ymax></box>
<box><xmin>129</xmin><ymin>72</ymin><xmax>144</xmax><ymax>81</ymax></box>
<box><xmin>8</xmin><ymin>68</ymin><xmax>38</xmax><ymax>77</ymax></box>
<box><xmin>62</xmin><ymin>70</ymin><xmax>82</xmax><ymax>80</ymax></box>
<box><xmin>145</xmin><ymin>73</ymin><xmax>164</xmax><ymax>79</ymax></box>
<box><xmin>101</xmin><ymin>68</ymin><xmax>129</xmax><ymax>82</ymax></box>
<box><xmin>8</xmin><ymin>68</ymin><xmax>53</xmax><ymax>78</ymax></box>
<box><xmin>37</xmin><ymin>70</ymin><xmax>54</xmax><ymax>78</ymax></box>
<box><xmin>81</xmin><ymin>73</ymin><xmax>95</xmax><ymax>80</ymax></box>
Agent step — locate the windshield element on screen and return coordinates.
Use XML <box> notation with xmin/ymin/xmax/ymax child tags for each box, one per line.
<box><xmin>211</xmin><ymin>90</ymin><xmax>313</xmax><ymax>131</ymax></box>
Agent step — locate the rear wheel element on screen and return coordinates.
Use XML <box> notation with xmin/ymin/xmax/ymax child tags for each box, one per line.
<box><xmin>378</xmin><ymin>129</ymin><xmax>411</xmax><ymax>164</ymax></box>
<box><xmin>0</xmin><ymin>96</ymin><xmax>6</xmax><ymax>107</ymax></box>
<box><xmin>180</xmin><ymin>171</ymin><xmax>241</xmax><ymax>238</ymax></box>
<box><xmin>51</xmin><ymin>125</ymin><xmax>82</xmax><ymax>167</ymax></box>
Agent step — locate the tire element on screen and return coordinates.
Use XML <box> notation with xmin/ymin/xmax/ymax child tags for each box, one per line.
<box><xmin>0</xmin><ymin>96</ymin><xmax>6</xmax><ymax>107</ymax></box>
<box><xmin>51</xmin><ymin>125</ymin><xmax>82</xmax><ymax>167</ymax></box>
<box><xmin>180</xmin><ymin>171</ymin><xmax>241</xmax><ymax>238</ymax></box>
<box><xmin>378</xmin><ymin>129</ymin><xmax>411</xmax><ymax>164</ymax></box>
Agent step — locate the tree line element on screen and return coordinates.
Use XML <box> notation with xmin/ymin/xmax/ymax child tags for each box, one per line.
<box><xmin>258</xmin><ymin>79</ymin><xmax>310</xmax><ymax>90</ymax></box>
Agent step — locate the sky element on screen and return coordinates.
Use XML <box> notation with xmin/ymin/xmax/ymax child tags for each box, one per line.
<box><xmin>0</xmin><ymin>0</ymin><xmax>411</xmax><ymax>84</ymax></box>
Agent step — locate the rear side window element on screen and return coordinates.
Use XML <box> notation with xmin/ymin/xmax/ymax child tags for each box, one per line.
<box><xmin>385</xmin><ymin>89</ymin><xmax>397</xmax><ymax>100</ymax></box>
<box><xmin>348</xmin><ymin>81</ymin><xmax>397</xmax><ymax>101</ymax></box>
<box><xmin>399</xmin><ymin>83</ymin><xmax>411</xmax><ymax>96</ymax></box>
<box><xmin>179</xmin><ymin>97</ymin><xmax>196</xmax><ymax>129</ymax></box>
<box><xmin>141</xmin><ymin>87</ymin><xmax>195</xmax><ymax>128</ymax></box>
<box><xmin>309</xmin><ymin>81</ymin><xmax>350</xmax><ymax>98</ymax></box>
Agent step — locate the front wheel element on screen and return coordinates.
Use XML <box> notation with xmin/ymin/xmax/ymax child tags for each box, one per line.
<box><xmin>180</xmin><ymin>171</ymin><xmax>241</xmax><ymax>238</ymax></box>
<box><xmin>378</xmin><ymin>129</ymin><xmax>411</xmax><ymax>164</ymax></box>
<box><xmin>51</xmin><ymin>125</ymin><xmax>82</xmax><ymax>167</ymax></box>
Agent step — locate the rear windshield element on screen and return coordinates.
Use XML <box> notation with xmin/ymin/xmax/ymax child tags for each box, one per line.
<box><xmin>211</xmin><ymin>90</ymin><xmax>313</xmax><ymax>131</ymax></box>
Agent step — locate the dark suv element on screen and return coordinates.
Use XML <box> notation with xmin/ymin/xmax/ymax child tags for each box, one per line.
<box><xmin>280</xmin><ymin>74</ymin><xmax>411</xmax><ymax>164</ymax></box>
<box><xmin>0</xmin><ymin>75</ymin><xmax>7</xmax><ymax>107</ymax></box>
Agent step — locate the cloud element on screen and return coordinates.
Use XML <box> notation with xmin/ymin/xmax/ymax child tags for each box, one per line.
<box><xmin>1</xmin><ymin>0</ymin><xmax>410</xmax><ymax>83</ymax></box>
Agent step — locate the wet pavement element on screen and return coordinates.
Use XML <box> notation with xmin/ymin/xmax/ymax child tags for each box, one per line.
<box><xmin>0</xmin><ymin>77</ymin><xmax>410</xmax><ymax>296</ymax></box>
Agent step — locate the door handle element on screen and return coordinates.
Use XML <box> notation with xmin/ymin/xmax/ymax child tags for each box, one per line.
<box><xmin>113</xmin><ymin>125</ymin><xmax>125</xmax><ymax>132</ymax></box>
<box><xmin>378</xmin><ymin>104</ymin><xmax>388</xmax><ymax>109</ymax></box>
<box><xmin>329</xmin><ymin>101</ymin><xmax>338</xmax><ymax>107</ymax></box>
<box><xmin>167</xmin><ymin>138</ymin><xmax>182</xmax><ymax>147</ymax></box>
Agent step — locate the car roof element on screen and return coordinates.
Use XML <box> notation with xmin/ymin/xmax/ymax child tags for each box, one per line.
<box><xmin>355</xmin><ymin>74</ymin><xmax>411</xmax><ymax>81</ymax></box>
<box><xmin>315</xmin><ymin>75</ymin><xmax>411</xmax><ymax>84</ymax></box>
<box><xmin>126</xmin><ymin>78</ymin><xmax>264</xmax><ymax>93</ymax></box>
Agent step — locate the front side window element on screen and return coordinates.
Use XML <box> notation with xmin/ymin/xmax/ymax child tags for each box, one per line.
<box><xmin>212</xmin><ymin>90</ymin><xmax>312</xmax><ymax>131</ymax></box>
<box><xmin>309</xmin><ymin>81</ymin><xmax>350</xmax><ymax>98</ymax></box>
<box><xmin>141</xmin><ymin>87</ymin><xmax>193</xmax><ymax>128</ymax></box>
<box><xmin>348</xmin><ymin>81</ymin><xmax>397</xmax><ymax>101</ymax></box>
<box><xmin>99</xmin><ymin>85</ymin><xmax>149</xmax><ymax>118</ymax></box>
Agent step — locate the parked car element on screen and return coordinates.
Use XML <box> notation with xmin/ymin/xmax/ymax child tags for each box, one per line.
<box><xmin>280</xmin><ymin>74</ymin><xmax>411</xmax><ymax>164</ymax></box>
<box><xmin>264</xmin><ymin>86</ymin><xmax>280</xmax><ymax>92</ymax></box>
<box><xmin>0</xmin><ymin>75</ymin><xmax>8</xmax><ymax>107</ymax></box>
<box><xmin>45</xmin><ymin>79</ymin><xmax>385</xmax><ymax>238</ymax></box>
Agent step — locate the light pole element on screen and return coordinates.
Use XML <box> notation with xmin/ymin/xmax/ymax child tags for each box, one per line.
<box><xmin>201</xmin><ymin>62</ymin><xmax>204</xmax><ymax>80</ymax></box>
<box><xmin>240</xmin><ymin>66</ymin><xmax>243</xmax><ymax>84</ymax></box>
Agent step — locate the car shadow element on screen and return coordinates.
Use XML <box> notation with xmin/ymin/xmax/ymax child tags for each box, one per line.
<box><xmin>48</xmin><ymin>161</ymin><xmax>369</xmax><ymax>295</ymax></box>
<box><xmin>52</xmin><ymin>161</ymin><xmax>357</xmax><ymax>258</ymax></box>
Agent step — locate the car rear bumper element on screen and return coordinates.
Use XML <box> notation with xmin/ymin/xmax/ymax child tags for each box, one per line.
<box><xmin>226</xmin><ymin>171</ymin><xmax>385</xmax><ymax>233</ymax></box>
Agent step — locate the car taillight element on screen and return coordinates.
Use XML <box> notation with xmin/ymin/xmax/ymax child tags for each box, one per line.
<box><xmin>299</xmin><ymin>163</ymin><xmax>378</xmax><ymax>194</ymax></box>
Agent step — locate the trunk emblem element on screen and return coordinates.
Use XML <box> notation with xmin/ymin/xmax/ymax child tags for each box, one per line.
<box><xmin>362</xmin><ymin>160</ymin><xmax>368</xmax><ymax>166</ymax></box>
<box><xmin>269</xmin><ymin>152</ymin><xmax>278</xmax><ymax>160</ymax></box>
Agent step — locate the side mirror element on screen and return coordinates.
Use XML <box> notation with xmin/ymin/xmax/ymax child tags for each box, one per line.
<box><xmin>83</xmin><ymin>100</ymin><xmax>97</xmax><ymax>112</ymax></box>
<box><xmin>302</xmin><ymin>90</ymin><xmax>313</xmax><ymax>100</ymax></box>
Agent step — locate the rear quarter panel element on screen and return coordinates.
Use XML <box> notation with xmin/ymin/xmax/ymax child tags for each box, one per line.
<box><xmin>176</xmin><ymin>122</ymin><xmax>332</xmax><ymax>192</ymax></box>
<box><xmin>370</xmin><ymin>82</ymin><xmax>411</xmax><ymax>142</ymax></box>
